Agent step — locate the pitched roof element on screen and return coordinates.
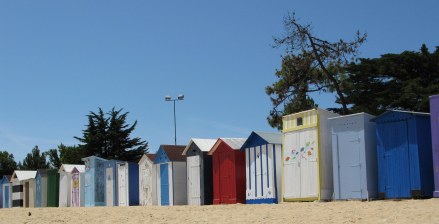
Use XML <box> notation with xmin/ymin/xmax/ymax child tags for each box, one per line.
<box><xmin>146</xmin><ymin>154</ymin><xmax>156</xmax><ymax>161</ymax></box>
<box><xmin>139</xmin><ymin>153</ymin><xmax>156</xmax><ymax>164</ymax></box>
<box><xmin>1</xmin><ymin>175</ymin><xmax>11</xmax><ymax>184</ymax></box>
<box><xmin>220</xmin><ymin>138</ymin><xmax>247</xmax><ymax>149</ymax></box>
<box><xmin>241</xmin><ymin>132</ymin><xmax>281</xmax><ymax>149</ymax></box>
<box><xmin>254</xmin><ymin>132</ymin><xmax>282</xmax><ymax>145</ymax></box>
<box><xmin>208</xmin><ymin>138</ymin><xmax>247</xmax><ymax>155</ymax></box>
<box><xmin>58</xmin><ymin>164</ymin><xmax>85</xmax><ymax>173</ymax></box>
<box><xmin>182</xmin><ymin>138</ymin><xmax>217</xmax><ymax>155</ymax></box>
<box><xmin>11</xmin><ymin>170</ymin><xmax>37</xmax><ymax>181</ymax></box>
<box><xmin>161</xmin><ymin>145</ymin><xmax>186</xmax><ymax>161</ymax></box>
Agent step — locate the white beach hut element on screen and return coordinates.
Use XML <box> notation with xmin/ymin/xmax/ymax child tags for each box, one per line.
<box><xmin>10</xmin><ymin>170</ymin><xmax>37</xmax><ymax>208</ymax></box>
<box><xmin>282</xmin><ymin>108</ymin><xmax>338</xmax><ymax>201</ymax></box>
<box><xmin>138</xmin><ymin>154</ymin><xmax>157</xmax><ymax>206</ymax></box>
<box><xmin>182</xmin><ymin>138</ymin><xmax>216</xmax><ymax>205</ymax></box>
<box><xmin>58</xmin><ymin>164</ymin><xmax>85</xmax><ymax>207</ymax></box>
<box><xmin>241</xmin><ymin>132</ymin><xmax>282</xmax><ymax>204</ymax></box>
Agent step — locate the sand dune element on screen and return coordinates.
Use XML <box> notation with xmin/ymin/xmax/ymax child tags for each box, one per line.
<box><xmin>1</xmin><ymin>199</ymin><xmax>438</xmax><ymax>224</ymax></box>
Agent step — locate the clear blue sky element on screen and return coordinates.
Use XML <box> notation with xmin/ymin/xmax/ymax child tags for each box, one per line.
<box><xmin>1</xmin><ymin>1</ymin><xmax>438</xmax><ymax>161</ymax></box>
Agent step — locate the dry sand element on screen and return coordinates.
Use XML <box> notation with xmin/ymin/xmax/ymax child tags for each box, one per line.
<box><xmin>1</xmin><ymin>199</ymin><xmax>439</xmax><ymax>224</ymax></box>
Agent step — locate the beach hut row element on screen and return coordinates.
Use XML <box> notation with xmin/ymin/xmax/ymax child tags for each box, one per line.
<box><xmin>0</xmin><ymin>95</ymin><xmax>438</xmax><ymax>208</ymax></box>
<box><xmin>0</xmin><ymin>159</ymin><xmax>140</xmax><ymax>208</ymax></box>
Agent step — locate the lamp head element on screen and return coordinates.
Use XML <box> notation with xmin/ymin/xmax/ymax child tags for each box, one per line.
<box><xmin>177</xmin><ymin>94</ymin><xmax>184</xmax><ymax>100</ymax></box>
<box><xmin>165</xmin><ymin>96</ymin><xmax>171</xmax><ymax>101</ymax></box>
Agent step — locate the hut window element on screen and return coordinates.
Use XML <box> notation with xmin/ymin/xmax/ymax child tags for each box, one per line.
<box><xmin>297</xmin><ymin>117</ymin><xmax>303</xmax><ymax>126</ymax></box>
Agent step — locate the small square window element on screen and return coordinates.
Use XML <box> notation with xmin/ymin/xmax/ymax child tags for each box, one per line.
<box><xmin>297</xmin><ymin>117</ymin><xmax>303</xmax><ymax>126</ymax></box>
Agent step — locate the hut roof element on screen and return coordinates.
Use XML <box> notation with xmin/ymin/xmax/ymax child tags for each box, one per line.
<box><xmin>161</xmin><ymin>145</ymin><xmax>186</xmax><ymax>161</ymax></box>
<box><xmin>241</xmin><ymin>132</ymin><xmax>281</xmax><ymax>149</ymax></box>
<box><xmin>208</xmin><ymin>138</ymin><xmax>246</xmax><ymax>155</ymax></box>
<box><xmin>11</xmin><ymin>170</ymin><xmax>37</xmax><ymax>182</ymax></box>
<box><xmin>58</xmin><ymin>164</ymin><xmax>85</xmax><ymax>173</ymax></box>
<box><xmin>138</xmin><ymin>154</ymin><xmax>156</xmax><ymax>165</ymax></box>
<box><xmin>182</xmin><ymin>138</ymin><xmax>217</xmax><ymax>155</ymax></box>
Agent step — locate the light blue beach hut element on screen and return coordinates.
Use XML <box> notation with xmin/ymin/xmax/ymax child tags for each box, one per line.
<box><xmin>329</xmin><ymin>113</ymin><xmax>378</xmax><ymax>200</ymax></box>
<box><xmin>104</xmin><ymin>160</ymin><xmax>119</xmax><ymax>206</ymax></box>
<box><xmin>36</xmin><ymin>169</ymin><xmax>49</xmax><ymax>207</ymax></box>
<box><xmin>82</xmin><ymin>156</ymin><xmax>107</xmax><ymax>207</ymax></box>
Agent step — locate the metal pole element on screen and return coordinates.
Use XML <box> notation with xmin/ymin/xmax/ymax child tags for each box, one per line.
<box><xmin>173</xmin><ymin>100</ymin><xmax>177</xmax><ymax>145</ymax></box>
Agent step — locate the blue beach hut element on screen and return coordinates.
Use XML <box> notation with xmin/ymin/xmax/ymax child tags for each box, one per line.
<box><xmin>82</xmin><ymin>156</ymin><xmax>107</xmax><ymax>207</ymax></box>
<box><xmin>154</xmin><ymin>145</ymin><xmax>187</xmax><ymax>206</ymax></box>
<box><xmin>241</xmin><ymin>132</ymin><xmax>282</xmax><ymax>204</ymax></box>
<box><xmin>1</xmin><ymin>175</ymin><xmax>11</xmax><ymax>208</ymax></box>
<box><xmin>36</xmin><ymin>169</ymin><xmax>49</xmax><ymax>207</ymax></box>
<box><xmin>372</xmin><ymin>110</ymin><xmax>434</xmax><ymax>198</ymax></box>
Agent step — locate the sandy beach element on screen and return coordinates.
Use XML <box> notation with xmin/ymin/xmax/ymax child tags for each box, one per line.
<box><xmin>0</xmin><ymin>199</ymin><xmax>438</xmax><ymax>224</ymax></box>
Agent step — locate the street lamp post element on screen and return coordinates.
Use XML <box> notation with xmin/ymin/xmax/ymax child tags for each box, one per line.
<box><xmin>165</xmin><ymin>94</ymin><xmax>184</xmax><ymax>145</ymax></box>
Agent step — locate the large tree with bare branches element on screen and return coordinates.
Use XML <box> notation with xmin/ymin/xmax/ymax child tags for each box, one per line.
<box><xmin>266</xmin><ymin>13</ymin><xmax>366</xmax><ymax>129</ymax></box>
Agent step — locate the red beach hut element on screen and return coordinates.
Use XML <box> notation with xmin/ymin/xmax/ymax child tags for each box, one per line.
<box><xmin>208</xmin><ymin>138</ymin><xmax>247</xmax><ymax>204</ymax></box>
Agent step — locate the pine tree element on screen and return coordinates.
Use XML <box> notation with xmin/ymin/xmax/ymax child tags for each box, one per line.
<box><xmin>75</xmin><ymin>107</ymin><xmax>148</xmax><ymax>162</ymax></box>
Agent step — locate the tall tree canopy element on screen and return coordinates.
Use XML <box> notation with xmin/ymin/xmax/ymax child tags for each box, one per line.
<box><xmin>0</xmin><ymin>151</ymin><xmax>17</xmax><ymax>178</ymax></box>
<box><xmin>267</xmin><ymin>13</ymin><xmax>366</xmax><ymax>129</ymax></box>
<box><xmin>46</xmin><ymin>144</ymin><xmax>86</xmax><ymax>168</ymax></box>
<box><xmin>19</xmin><ymin>145</ymin><xmax>49</xmax><ymax>170</ymax></box>
<box><xmin>75</xmin><ymin>107</ymin><xmax>148</xmax><ymax>162</ymax></box>
<box><xmin>344</xmin><ymin>44</ymin><xmax>439</xmax><ymax>115</ymax></box>
<box><xmin>266</xmin><ymin>53</ymin><xmax>319</xmax><ymax>129</ymax></box>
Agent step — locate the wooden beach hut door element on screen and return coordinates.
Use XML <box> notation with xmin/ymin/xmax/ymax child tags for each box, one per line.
<box><xmin>284</xmin><ymin>128</ymin><xmax>319</xmax><ymax>199</ymax></box>
<box><xmin>219</xmin><ymin>152</ymin><xmax>233</xmax><ymax>203</ymax></box>
<box><xmin>4</xmin><ymin>186</ymin><xmax>9</xmax><ymax>208</ymax></box>
<box><xmin>106</xmin><ymin>167</ymin><xmax>114</xmax><ymax>206</ymax></box>
<box><xmin>36</xmin><ymin>176</ymin><xmax>41</xmax><ymax>207</ymax></box>
<box><xmin>253</xmin><ymin>146</ymin><xmax>269</xmax><ymax>198</ymax></box>
<box><xmin>160</xmin><ymin>164</ymin><xmax>170</xmax><ymax>205</ymax></box>
<box><xmin>188</xmin><ymin>156</ymin><xmax>201</xmax><ymax>205</ymax></box>
<box><xmin>24</xmin><ymin>182</ymin><xmax>30</xmax><ymax>207</ymax></box>
<box><xmin>379</xmin><ymin>120</ymin><xmax>411</xmax><ymax>198</ymax></box>
<box><xmin>334</xmin><ymin>130</ymin><xmax>362</xmax><ymax>199</ymax></box>
<box><xmin>118</xmin><ymin>164</ymin><xmax>128</xmax><ymax>206</ymax></box>
<box><xmin>59</xmin><ymin>174</ymin><xmax>68</xmax><ymax>207</ymax></box>
<box><xmin>71</xmin><ymin>173</ymin><xmax>80</xmax><ymax>207</ymax></box>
